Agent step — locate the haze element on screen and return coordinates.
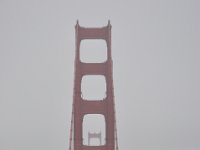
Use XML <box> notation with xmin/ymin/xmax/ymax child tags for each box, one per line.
<box><xmin>0</xmin><ymin>0</ymin><xmax>200</xmax><ymax>150</ymax></box>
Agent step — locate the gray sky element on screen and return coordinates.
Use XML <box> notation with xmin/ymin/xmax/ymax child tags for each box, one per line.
<box><xmin>0</xmin><ymin>0</ymin><xmax>200</xmax><ymax>150</ymax></box>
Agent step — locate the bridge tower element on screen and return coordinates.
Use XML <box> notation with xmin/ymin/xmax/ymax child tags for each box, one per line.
<box><xmin>88</xmin><ymin>132</ymin><xmax>102</xmax><ymax>146</ymax></box>
<box><xmin>69</xmin><ymin>21</ymin><xmax>118</xmax><ymax>150</ymax></box>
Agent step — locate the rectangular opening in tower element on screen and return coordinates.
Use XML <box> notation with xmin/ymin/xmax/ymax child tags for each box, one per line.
<box><xmin>80</xmin><ymin>39</ymin><xmax>107</xmax><ymax>63</ymax></box>
<box><xmin>81</xmin><ymin>75</ymin><xmax>106</xmax><ymax>100</ymax></box>
<box><xmin>82</xmin><ymin>114</ymin><xmax>106</xmax><ymax>146</ymax></box>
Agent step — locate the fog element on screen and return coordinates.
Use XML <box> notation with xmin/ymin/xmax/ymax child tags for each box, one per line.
<box><xmin>0</xmin><ymin>0</ymin><xmax>200</xmax><ymax>150</ymax></box>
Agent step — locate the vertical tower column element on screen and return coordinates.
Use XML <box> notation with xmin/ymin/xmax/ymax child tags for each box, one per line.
<box><xmin>73</xmin><ymin>21</ymin><xmax>115</xmax><ymax>150</ymax></box>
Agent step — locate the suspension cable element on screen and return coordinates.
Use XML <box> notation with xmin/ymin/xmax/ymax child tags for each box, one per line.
<box><xmin>68</xmin><ymin>101</ymin><xmax>74</xmax><ymax>150</ymax></box>
<box><xmin>114</xmin><ymin>99</ymin><xmax>119</xmax><ymax>150</ymax></box>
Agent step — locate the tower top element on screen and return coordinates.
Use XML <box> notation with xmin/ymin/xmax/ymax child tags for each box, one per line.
<box><xmin>75</xmin><ymin>20</ymin><xmax>111</xmax><ymax>28</ymax></box>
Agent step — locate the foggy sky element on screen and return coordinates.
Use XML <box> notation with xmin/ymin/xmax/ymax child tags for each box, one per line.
<box><xmin>0</xmin><ymin>0</ymin><xmax>200</xmax><ymax>150</ymax></box>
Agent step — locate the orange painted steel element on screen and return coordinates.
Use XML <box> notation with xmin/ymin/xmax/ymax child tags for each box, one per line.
<box><xmin>69</xmin><ymin>21</ymin><xmax>118</xmax><ymax>150</ymax></box>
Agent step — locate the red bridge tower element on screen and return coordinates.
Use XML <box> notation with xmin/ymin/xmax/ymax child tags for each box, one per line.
<box><xmin>69</xmin><ymin>21</ymin><xmax>118</xmax><ymax>150</ymax></box>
